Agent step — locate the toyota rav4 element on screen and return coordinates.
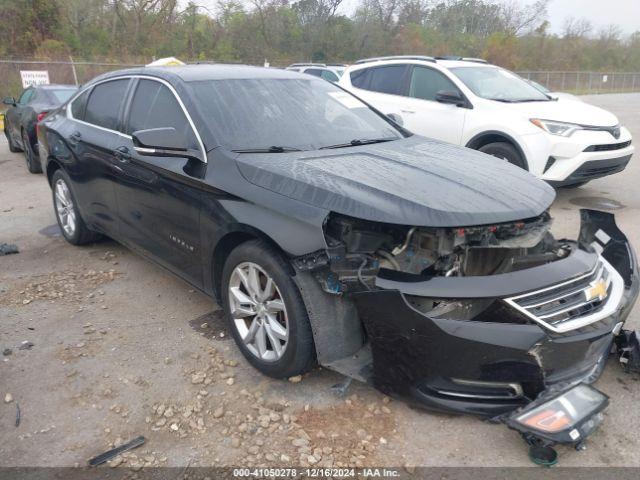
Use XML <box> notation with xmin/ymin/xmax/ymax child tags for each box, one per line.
<box><xmin>339</xmin><ymin>55</ymin><xmax>634</xmax><ymax>187</ymax></box>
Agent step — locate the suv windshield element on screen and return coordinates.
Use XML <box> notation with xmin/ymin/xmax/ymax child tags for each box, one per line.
<box><xmin>190</xmin><ymin>78</ymin><xmax>403</xmax><ymax>151</ymax></box>
<box><xmin>451</xmin><ymin>66</ymin><xmax>550</xmax><ymax>102</ymax></box>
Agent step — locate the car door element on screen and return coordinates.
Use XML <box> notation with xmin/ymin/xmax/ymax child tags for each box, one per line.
<box><xmin>398</xmin><ymin>66</ymin><xmax>468</xmax><ymax>145</ymax></box>
<box><xmin>112</xmin><ymin>77</ymin><xmax>204</xmax><ymax>286</ymax></box>
<box><xmin>64</xmin><ymin>78</ymin><xmax>131</xmax><ymax>236</ymax></box>
<box><xmin>5</xmin><ymin>87</ymin><xmax>34</xmax><ymax>145</ymax></box>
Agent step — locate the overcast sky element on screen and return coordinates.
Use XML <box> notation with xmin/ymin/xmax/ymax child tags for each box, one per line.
<box><xmin>528</xmin><ymin>0</ymin><xmax>639</xmax><ymax>34</ymax></box>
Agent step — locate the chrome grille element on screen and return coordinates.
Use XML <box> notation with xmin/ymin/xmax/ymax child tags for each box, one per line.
<box><xmin>504</xmin><ymin>258</ymin><xmax>624</xmax><ymax>333</ymax></box>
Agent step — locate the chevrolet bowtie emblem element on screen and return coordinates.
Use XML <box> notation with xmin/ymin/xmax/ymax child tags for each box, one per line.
<box><xmin>585</xmin><ymin>279</ymin><xmax>608</xmax><ymax>302</ymax></box>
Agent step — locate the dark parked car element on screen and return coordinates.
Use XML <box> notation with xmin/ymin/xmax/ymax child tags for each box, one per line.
<box><xmin>37</xmin><ymin>65</ymin><xmax>638</xmax><ymax>456</ymax></box>
<box><xmin>3</xmin><ymin>84</ymin><xmax>77</xmax><ymax>173</ymax></box>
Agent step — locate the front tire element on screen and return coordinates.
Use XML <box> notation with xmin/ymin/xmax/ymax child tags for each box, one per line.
<box><xmin>221</xmin><ymin>239</ymin><xmax>316</xmax><ymax>378</ymax></box>
<box><xmin>478</xmin><ymin>142</ymin><xmax>526</xmax><ymax>170</ymax></box>
<box><xmin>51</xmin><ymin>169</ymin><xmax>101</xmax><ymax>245</ymax></box>
<box><xmin>23</xmin><ymin>129</ymin><xmax>42</xmax><ymax>174</ymax></box>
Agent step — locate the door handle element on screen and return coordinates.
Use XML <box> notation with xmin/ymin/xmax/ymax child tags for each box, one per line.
<box><xmin>68</xmin><ymin>131</ymin><xmax>81</xmax><ymax>146</ymax></box>
<box><xmin>113</xmin><ymin>146</ymin><xmax>131</xmax><ymax>163</ymax></box>
<box><xmin>400</xmin><ymin>109</ymin><xmax>416</xmax><ymax>114</ymax></box>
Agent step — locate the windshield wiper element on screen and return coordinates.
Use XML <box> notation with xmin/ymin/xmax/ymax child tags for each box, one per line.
<box><xmin>319</xmin><ymin>137</ymin><xmax>397</xmax><ymax>150</ymax></box>
<box><xmin>232</xmin><ymin>145</ymin><xmax>303</xmax><ymax>153</ymax></box>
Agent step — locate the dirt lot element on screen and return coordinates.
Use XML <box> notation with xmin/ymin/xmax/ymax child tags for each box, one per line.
<box><xmin>1</xmin><ymin>93</ymin><xmax>640</xmax><ymax>471</ymax></box>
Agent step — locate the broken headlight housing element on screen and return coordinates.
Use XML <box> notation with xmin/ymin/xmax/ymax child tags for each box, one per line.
<box><xmin>506</xmin><ymin>384</ymin><xmax>608</xmax><ymax>444</ymax></box>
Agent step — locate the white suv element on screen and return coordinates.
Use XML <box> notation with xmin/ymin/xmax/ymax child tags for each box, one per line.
<box><xmin>339</xmin><ymin>56</ymin><xmax>634</xmax><ymax>187</ymax></box>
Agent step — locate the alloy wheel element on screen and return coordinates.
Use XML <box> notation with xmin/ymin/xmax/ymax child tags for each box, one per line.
<box><xmin>228</xmin><ymin>262</ymin><xmax>289</xmax><ymax>362</ymax></box>
<box><xmin>54</xmin><ymin>178</ymin><xmax>77</xmax><ymax>237</ymax></box>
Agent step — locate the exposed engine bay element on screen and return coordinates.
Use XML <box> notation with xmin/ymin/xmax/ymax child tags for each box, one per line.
<box><xmin>307</xmin><ymin>210</ymin><xmax>571</xmax><ymax>293</ymax></box>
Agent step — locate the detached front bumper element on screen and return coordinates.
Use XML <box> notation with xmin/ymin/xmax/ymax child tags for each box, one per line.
<box><xmin>351</xmin><ymin>210</ymin><xmax>639</xmax><ymax>417</ymax></box>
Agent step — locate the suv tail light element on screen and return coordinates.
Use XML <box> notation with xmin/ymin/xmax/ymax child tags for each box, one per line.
<box><xmin>36</xmin><ymin>111</ymin><xmax>49</xmax><ymax>136</ymax></box>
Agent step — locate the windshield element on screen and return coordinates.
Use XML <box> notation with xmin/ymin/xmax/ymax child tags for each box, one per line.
<box><xmin>190</xmin><ymin>78</ymin><xmax>403</xmax><ymax>151</ymax></box>
<box><xmin>451</xmin><ymin>66</ymin><xmax>550</xmax><ymax>102</ymax></box>
<box><xmin>49</xmin><ymin>89</ymin><xmax>77</xmax><ymax>103</ymax></box>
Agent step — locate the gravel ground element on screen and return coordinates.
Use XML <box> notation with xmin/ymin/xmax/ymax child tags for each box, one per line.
<box><xmin>1</xmin><ymin>93</ymin><xmax>639</xmax><ymax>471</ymax></box>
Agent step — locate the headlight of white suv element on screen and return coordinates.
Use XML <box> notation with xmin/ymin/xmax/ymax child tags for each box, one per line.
<box><xmin>530</xmin><ymin>118</ymin><xmax>581</xmax><ymax>137</ymax></box>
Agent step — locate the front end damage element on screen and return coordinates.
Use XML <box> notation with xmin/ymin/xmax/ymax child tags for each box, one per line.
<box><xmin>294</xmin><ymin>208</ymin><xmax>639</xmax><ymax>460</ymax></box>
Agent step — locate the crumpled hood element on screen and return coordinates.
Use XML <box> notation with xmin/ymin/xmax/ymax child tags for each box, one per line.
<box><xmin>504</xmin><ymin>98</ymin><xmax>619</xmax><ymax>127</ymax></box>
<box><xmin>235</xmin><ymin>136</ymin><xmax>555</xmax><ymax>227</ymax></box>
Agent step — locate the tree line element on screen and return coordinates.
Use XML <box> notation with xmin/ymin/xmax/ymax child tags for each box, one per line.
<box><xmin>1</xmin><ymin>0</ymin><xmax>639</xmax><ymax>71</ymax></box>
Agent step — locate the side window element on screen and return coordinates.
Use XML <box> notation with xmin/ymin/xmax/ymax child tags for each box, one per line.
<box><xmin>368</xmin><ymin>66</ymin><xmax>409</xmax><ymax>95</ymax></box>
<box><xmin>351</xmin><ymin>66</ymin><xmax>408</xmax><ymax>95</ymax></box>
<box><xmin>70</xmin><ymin>89</ymin><xmax>91</xmax><ymax>121</ymax></box>
<box><xmin>126</xmin><ymin>79</ymin><xmax>198</xmax><ymax>151</ymax></box>
<box><xmin>17</xmin><ymin>88</ymin><xmax>34</xmax><ymax>105</ymax></box>
<box><xmin>409</xmin><ymin>67</ymin><xmax>460</xmax><ymax>101</ymax></box>
<box><xmin>84</xmin><ymin>79</ymin><xmax>129</xmax><ymax>131</ymax></box>
<box><xmin>320</xmin><ymin>70</ymin><xmax>339</xmax><ymax>83</ymax></box>
<box><xmin>304</xmin><ymin>68</ymin><xmax>323</xmax><ymax>77</ymax></box>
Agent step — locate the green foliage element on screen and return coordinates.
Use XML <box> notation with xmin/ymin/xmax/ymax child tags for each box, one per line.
<box><xmin>0</xmin><ymin>0</ymin><xmax>638</xmax><ymax>71</ymax></box>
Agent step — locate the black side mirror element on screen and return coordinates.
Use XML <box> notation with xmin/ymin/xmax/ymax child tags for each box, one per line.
<box><xmin>132</xmin><ymin>127</ymin><xmax>202</xmax><ymax>161</ymax></box>
<box><xmin>435</xmin><ymin>90</ymin><xmax>465</xmax><ymax>107</ymax></box>
<box><xmin>3</xmin><ymin>96</ymin><xmax>16</xmax><ymax>106</ymax></box>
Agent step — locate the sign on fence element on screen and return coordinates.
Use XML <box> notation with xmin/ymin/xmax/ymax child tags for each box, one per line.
<box><xmin>20</xmin><ymin>70</ymin><xmax>50</xmax><ymax>87</ymax></box>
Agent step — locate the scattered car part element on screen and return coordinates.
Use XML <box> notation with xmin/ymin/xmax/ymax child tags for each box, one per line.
<box><xmin>0</xmin><ymin>243</ymin><xmax>19</xmax><ymax>256</ymax></box>
<box><xmin>18</xmin><ymin>341</ymin><xmax>34</xmax><ymax>351</ymax></box>
<box><xmin>503</xmin><ymin>383</ymin><xmax>608</xmax><ymax>464</ymax></box>
<box><xmin>615</xmin><ymin>329</ymin><xmax>640</xmax><ymax>373</ymax></box>
<box><xmin>88</xmin><ymin>435</ymin><xmax>146</xmax><ymax>467</ymax></box>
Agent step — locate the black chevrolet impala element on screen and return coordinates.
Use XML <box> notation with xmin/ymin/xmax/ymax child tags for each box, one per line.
<box><xmin>37</xmin><ymin>65</ymin><xmax>639</xmax><ymax>455</ymax></box>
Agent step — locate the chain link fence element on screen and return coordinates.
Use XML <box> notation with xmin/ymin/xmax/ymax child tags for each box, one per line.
<box><xmin>516</xmin><ymin>71</ymin><xmax>640</xmax><ymax>95</ymax></box>
<box><xmin>0</xmin><ymin>59</ymin><xmax>143</xmax><ymax>97</ymax></box>
<box><xmin>1</xmin><ymin>59</ymin><xmax>639</xmax><ymax>98</ymax></box>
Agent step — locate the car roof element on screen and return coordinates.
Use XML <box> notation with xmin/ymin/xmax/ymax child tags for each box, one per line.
<box><xmin>36</xmin><ymin>84</ymin><xmax>77</xmax><ymax>90</ymax></box>
<box><xmin>89</xmin><ymin>64</ymin><xmax>309</xmax><ymax>85</ymax></box>
<box><xmin>350</xmin><ymin>57</ymin><xmax>493</xmax><ymax>70</ymax></box>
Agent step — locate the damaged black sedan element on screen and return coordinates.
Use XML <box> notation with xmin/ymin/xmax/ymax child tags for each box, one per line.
<box><xmin>37</xmin><ymin>65</ymin><xmax>639</xmax><ymax>460</ymax></box>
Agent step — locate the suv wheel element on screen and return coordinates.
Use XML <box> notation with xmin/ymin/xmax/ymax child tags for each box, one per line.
<box><xmin>478</xmin><ymin>142</ymin><xmax>526</xmax><ymax>170</ymax></box>
<box><xmin>23</xmin><ymin>130</ymin><xmax>42</xmax><ymax>173</ymax></box>
<box><xmin>221</xmin><ymin>239</ymin><xmax>316</xmax><ymax>378</ymax></box>
<box><xmin>5</xmin><ymin>128</ymin><xmax>22</xmax><ymax>153</ymax></box>
<box><xmin>51</xmin><ymin>170</ymin><xmax>101</xmax><ymax>245</ymax></box>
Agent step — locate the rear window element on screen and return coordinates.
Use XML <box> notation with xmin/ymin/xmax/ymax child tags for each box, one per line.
<box><xmin>84</xmin><ymin>79</ymin><xmax>129</xmax><ymax>131</ymax></box>
<box><xmin>70</xmin><ymin>89</ymin><xmax>90</xmax><ymax>120</ymax></box>
<box><xmin>49</xmin><ymin>89</ymin><xmax>77</xmax><ymax>103</ymax></box>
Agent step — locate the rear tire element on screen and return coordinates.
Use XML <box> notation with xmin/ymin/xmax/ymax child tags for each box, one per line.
<box><xmin>23</xmin><ymin>129</ymin><xmax>42</xmax><ymax>174</ymax></box>
<box><xmin>51</xmin><ymin>169</ymin><xmax>101</xmax><ymax>245</ymax></box>
<box><xmin>478</xmin><ymin>142</ymin><xmax>526</xmax><ymax>170</ymax></box>
<box><xmin>5</xmin><ymin>128</ymin><xmax>22</xmax><ymax>153</ymax></box>
<box><xmin>221</xmin><ymin>239</ymin><xmax>316</xmax><ymax>378</ymax></box>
